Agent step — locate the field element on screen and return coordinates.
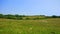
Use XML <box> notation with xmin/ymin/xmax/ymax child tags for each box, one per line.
<box><xmin>0</xmin><ymin>18</ymin><xmax>60</xmax><ymax>34</ymax></box>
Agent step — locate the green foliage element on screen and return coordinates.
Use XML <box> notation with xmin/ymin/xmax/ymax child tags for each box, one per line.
<box><xmin>4</xmin><ymin>14</ymin><xmax>16</xmax><ymax>19</ymax></box>
<box><xmin>25</xmin><ymin>18</ymin><xmax>30</xmax><ymax>20</ymax></box>
<box><xmin>0</xmin><ymin>14</ymin><xmax>4</xmax><ymax>18</ymax></box>
<box><xmin>0</xmin><ymin>14</ymin><xmax>60</xmax><ymax>20</ymax></box>
<box><xmin>33</xmin><ymin>17</ymin><xmax>40</xmax><ymax>20</ymax></box>
<box><xmin>52</xmin><ymin>15</ymin><xmax>57</xmax><ymax>18</ymax></box>
<box><xmin>15</xmin><ymin>14</ymin><xmax>20</xmax><ymax>17</ymax></box>
<box><xmin>16</xmin><ymin>17</ymin><xmax>23</xmax><ymax>20</ymax></box>
<box><xmin>51</xmin><ymin>32</ymin><xmax>55</xmax><ymax>34</ymax></box>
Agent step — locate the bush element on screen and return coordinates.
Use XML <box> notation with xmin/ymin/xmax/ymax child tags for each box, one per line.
<box><xmin>16</xmin><ymin>17</ymin><xmax>23</xmax><ymax>20</ymax></box>
<box><xmin>25</xmin><ymin>18</ymin><xmax>30</xmax><ymax>20</ymax></box>
<box><xmin>51</xmin><ymin>32</ymin><xmax>55</xmax><ymax>34</ymax></box>
<box><xmin>52</xmin><ymin>15</ymin><xmax>57</xmax><ymax>18</ymax></box>
<box><xmin>33</xmin><ymin>17</ymin><xmax>40</xmax><ymax>20</ymax></box>
<box><xmin>0</xmin><ymin>14</ymin><xmax>4</xmax><ymax>18</ymax></box>
<box><xmin>4</xmin><ymin>14</ymin><xmax>16</xmax><ymax>19</ymax></box>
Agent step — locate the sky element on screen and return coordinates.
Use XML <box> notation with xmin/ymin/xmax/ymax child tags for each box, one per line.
<box><xmin>0</xmin><ymin>0</ymin><xmax>60</xmax><ymax>16</ymax></box>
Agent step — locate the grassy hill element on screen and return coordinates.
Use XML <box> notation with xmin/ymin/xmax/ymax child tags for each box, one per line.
<box><xmin>0</xmin><ymin>18</ymin><xmax>60</xmax><ymax>34</ymax></box>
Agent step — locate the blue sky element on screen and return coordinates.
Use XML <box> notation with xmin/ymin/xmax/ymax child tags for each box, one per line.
<box><xmin>0</xmin><ymin>0</ymin><xmax>60</xmax><ymax>16</ymax></box>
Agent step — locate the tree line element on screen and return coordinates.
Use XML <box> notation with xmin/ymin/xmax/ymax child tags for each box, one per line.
<box><xmin>0</xmin><ymin>14</ymin><xmax>26</xmax><ymax>20</ymax></box>
<box><xmin>46</xmin><ymin>15</ymin><xmax>60</xmax><ymax>18</ymax></box>
<box><xmin>0</xmin><ymin>14</ymin><xmax>60</xmax><ymax>20</ymax></box>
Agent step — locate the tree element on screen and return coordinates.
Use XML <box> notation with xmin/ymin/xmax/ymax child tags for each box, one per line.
<box><xmin>15</xmin><ymin>14</ymin><xmax>20</xmax><ymax>17</ymax></box>
<box><xmin>0</xmin><ymin>14</ymin><xmax>4</xmax><ymax>18</ymax></box>
<box><xmin>52</xmin><ymin>15</ymin><xmax>57</xmax><ymax>18</ymax></box>
<box><xmin>4</xmin><ymin>14</ymin><xmax>16</xmax><ymax>19</ymax></box>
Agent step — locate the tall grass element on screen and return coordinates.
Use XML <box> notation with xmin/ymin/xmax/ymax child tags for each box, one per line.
<box><xmin>0</xmin><ymin>18</ymin><xmax>60</xmax><ymax>34</ymax></box>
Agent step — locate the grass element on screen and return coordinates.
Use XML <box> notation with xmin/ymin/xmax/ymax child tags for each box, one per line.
<box><xmin>0</xmin><ymin>18</ymin><xmax>60</xmax><ymax>34</ymax></box>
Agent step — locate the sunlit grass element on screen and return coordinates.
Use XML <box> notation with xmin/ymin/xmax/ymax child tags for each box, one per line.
<box><xmin>0</xmin><ymin>18</ymin><xmax>60</xmax><ymax>34</ymax></box>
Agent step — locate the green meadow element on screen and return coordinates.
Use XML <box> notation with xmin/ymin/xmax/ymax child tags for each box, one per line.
<box><xmin>0</xmin><ymin>18</ymin><xmax>60</xmax><ymax>34</ymax></box>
